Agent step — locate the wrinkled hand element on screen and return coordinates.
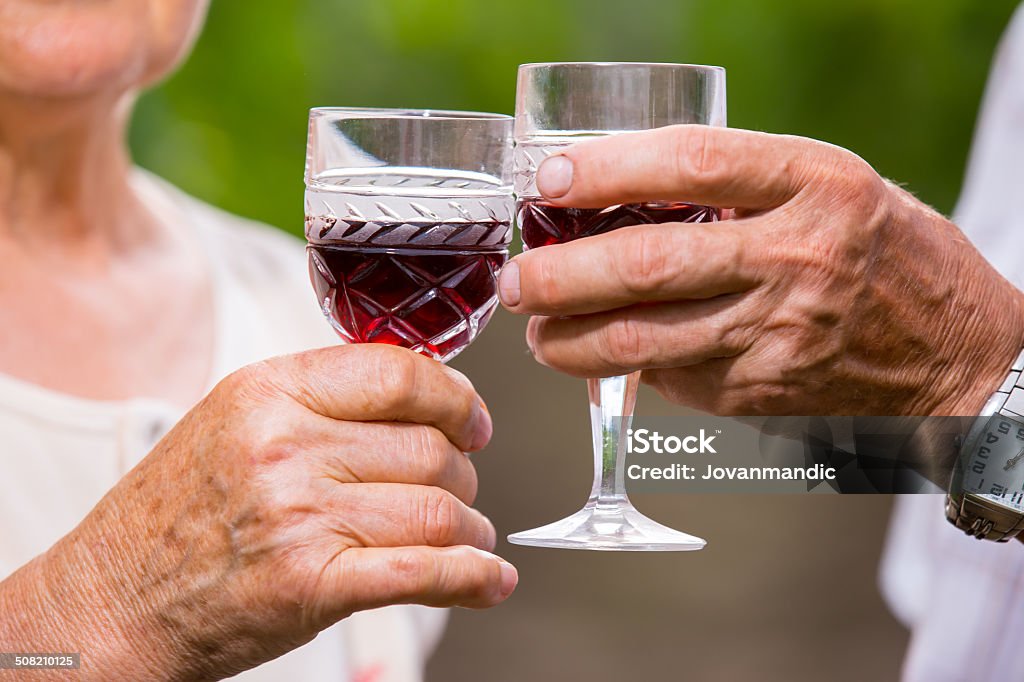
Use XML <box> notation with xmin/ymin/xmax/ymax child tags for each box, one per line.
<box><xmin>499</xmin><ymin>125</ymin><xmax>1024</xmax><ymax>416</ymax></box>
<box><xmin>18</xmin><ymin>345</ymin><xmax>514</xmax><ymax>681</ymax></box>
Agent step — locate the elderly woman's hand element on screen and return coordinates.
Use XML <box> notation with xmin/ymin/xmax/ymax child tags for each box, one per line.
<box><xmin>499</xmin><ymin>125</ymin><xmax>1024</xmax><ymax>416</ymax></box>
<box><xmin>1</xmin><ymin>344</ymin><xmax>514</xmax><ymax>680</ymax></box>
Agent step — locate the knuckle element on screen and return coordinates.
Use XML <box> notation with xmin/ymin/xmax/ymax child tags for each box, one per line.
<box><xmin>412</xmin><ymin>427</ymin><xmax>455</xmax><ymax>484</ymax></box>
<box><xmin>724</xmin><ymin>230</ymin><xmax>757</xmax><ymax>283</ymax></box>
<box><xmin>672</xmin><ymin>125</ymin><xmax>720</xmax><ymax>189</ymax></box>
<box><xmin>368</xmin><ymin>347</ymin><xmax>420</xmax><ymax>412</ymax></box>
<box><xmin>601</xmin><ymin>316</ymin><xmax>649</xmax><ymax>368</ymax></box>
<box><xmin>446</xmin><ymin>547</ymin><xmax>492</xmax><ymax>599</ymax></box>
<box><xmin>216</xmin><ymin>366</ymin><xmax>250</xmax><ymax>397</ymax></box>
<box><xmin>386</xmin><ymin>550</ymin><xmax>436</xmax><ymax>594</ymax></box>
<box><xmin>219</xmin><ymin>360</ymin><xmax>273</xmax><ymax>401</ymax></box>
<box><xmin>420</xmin><ymin>488</ymin><xmax>462</xmax><ymax>546</ymax></box>
<box><xmin>746</xmin><ymin>382</ymin><xmax>796</xmax><ymax>415</ymax></box>
<box><xmin>774</xmin><ymin>135</ymin><xmax>823</xmax><ymax>195</ymax></box>
<box><xmin>819</xmin><ymin>149</ymin><xmax>886</xmax><ymax>213</ymax></box>
<box><xmin>845</xmin><ymin>168</ymin><xmax>885</xmax><ymax>212</ymax></box>
<box><xmin>715</xmin><ymin>317</ymin><xmax>752</xmax><ymax>357</ymax></box>
<box><xmin>229</xmin><ymin>406</ymin><xmax>316</xmax><ymax>473</ymax></box>
<box><xmin>842</xmin><ymin>154</ymin><xmax>884</xmax><ymax>195</ymax></box>
<box><xmin>770</xmin><ymin>143</ymin><xmax>805</xmax><ymax>202</ymax></box>
<box><xmin>249</xmin><ymin>428</ymin><xmax>302</xmax><ymax>470</ymax></box>
<box><xmin>619</xmin><ymin>229</ymin><xmax>675</xmax><ymax>296</ymax></box>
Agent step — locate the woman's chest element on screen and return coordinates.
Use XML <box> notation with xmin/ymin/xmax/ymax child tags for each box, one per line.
<box><xmin>0</xmin><ymin>403</ymin><xmax>177</xmax><ymax>577</ymax></box>
<box><xmin>0</xmin><ymin>257</ymin><xmax>215</xmax><ymax>408</ymax></box>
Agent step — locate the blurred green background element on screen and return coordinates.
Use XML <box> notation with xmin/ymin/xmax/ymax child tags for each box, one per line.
<box><xmin>131</xmin><ymin>0</ymin><xmax>1018</xmax><ymax>234</ymax></box>
<box><xmin>129</xmin><ymin>2</ymin><xmax>1021</xmax><ymax>680</ymax></box>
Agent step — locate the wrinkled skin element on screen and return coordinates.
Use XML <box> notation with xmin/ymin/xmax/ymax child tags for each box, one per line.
<box><xmin>0</xmin><ymin>2</ymin><xmax>517</xmax><ymax>680</ymax></box>
<box><xmin>1</xmin><ymin>345</ymin><xmax>516</xmax><ymax>680</ymax></box>
<box><xmin>500</xmin><ymin>125</ymin><xmax>1024</xmax><ymax>419</ymax></box>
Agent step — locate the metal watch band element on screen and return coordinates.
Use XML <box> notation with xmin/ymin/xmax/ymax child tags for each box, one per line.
<box><xmin>991</xmin><ymin>347</ymin><xmax>1024</xmax><ymax>418</ymax></box>
<box><xmin>946</xmin><ymin>495</ymin><xmax>1024</xmax><ymax>541</ymax></box>
<box><xmin>946</xmin><ymin>347</ymin><xmax>1024</xmax><ymax>541</ymax></box>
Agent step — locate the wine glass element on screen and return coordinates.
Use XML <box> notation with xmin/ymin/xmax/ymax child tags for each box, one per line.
<box><xmin>507</xmin><ymin>63</ymin><xmax>726</xmax><ymax>551</ymax></box>
<box><xmin>304</xmin><ymin>108</ymin><xmax>513</xmax><ymax>362</ymax></box>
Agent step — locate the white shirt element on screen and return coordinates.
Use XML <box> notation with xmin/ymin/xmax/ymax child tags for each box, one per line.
<box><xmin>881</xmin><ymin>5</ymin><xmax>1024</xmax><ymax>680</ymax></box>
<box><xmin>0</xmin><ymin>170</ymin><xmax>445</xmax><ymax>681</ymax></box>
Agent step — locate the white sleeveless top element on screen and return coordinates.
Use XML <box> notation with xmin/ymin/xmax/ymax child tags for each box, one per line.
<box><xmin>0</xmin><ymin>170</ymin><xmax>446</xmax><ymax>681</ymax></box>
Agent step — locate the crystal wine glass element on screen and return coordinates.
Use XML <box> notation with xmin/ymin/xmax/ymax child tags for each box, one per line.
<box><xmin>507</xmin><ymin>63</ymin><xmax>726</xmax><ymax>551</ymax></box>
<box><xmin>304</xmin><ymin>108</ymin><xmax>513</xmax><ymax>362</ymax></box>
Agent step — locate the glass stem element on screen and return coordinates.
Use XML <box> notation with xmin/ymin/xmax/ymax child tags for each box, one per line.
<box><xmin>587</xmin><ymin>372</ymin><xmax>640</xmax><ymax>507</ymax></box>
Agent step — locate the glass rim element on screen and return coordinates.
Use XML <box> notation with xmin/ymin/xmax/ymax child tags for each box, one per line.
<box><xmin>309</xmin><ymin>106</ymin><xmax>512</xmax><ymax>122</ymax></box>
<box><xmin>518</xmin><ymin>61</ymin><xmax>725</xmax><ymax>74</ymax></box>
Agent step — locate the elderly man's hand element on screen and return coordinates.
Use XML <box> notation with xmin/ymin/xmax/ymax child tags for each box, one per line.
<box><xmin>3</xmin><ymin>345</ymin><xmax>514</xmax><ymax>681</ymax></box>
<box><xmin>499</xmin><ymin>125</ymin><xmax>1024</xmax><ymax>416</ymax></box>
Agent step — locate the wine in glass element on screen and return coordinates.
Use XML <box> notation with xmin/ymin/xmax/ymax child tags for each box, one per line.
<box><xmin>507</xmin><ymin>63</ymin><xmax>726</xmax><ymax>551</ymax></box>
<box><xmin>304</xmin><ymin>108</ymin><xmax>513</xmax><ymax>362</ymax></box>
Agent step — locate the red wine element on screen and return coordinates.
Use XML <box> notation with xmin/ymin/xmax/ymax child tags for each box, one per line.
<box><xmin>517</xmin><ymin>199</ymin><xmax>719</xmax><ymax>249</ymax></box>
<box><xmin>308</xmin><ymin>243</ymin><xmax>507</xmax><ymax>361</ymax></box>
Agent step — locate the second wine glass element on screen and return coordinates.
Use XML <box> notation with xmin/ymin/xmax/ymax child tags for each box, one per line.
<box><xmin>507</xmin><ymin>62</ymin><xmax>726</xmax><ymax>551</ymax></box>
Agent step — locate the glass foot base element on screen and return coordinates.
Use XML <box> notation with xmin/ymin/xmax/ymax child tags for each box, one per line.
<box><xmin>507</xmin><ymin>502</ymin><xmax>706</xmax><ymax>551</ymax></box>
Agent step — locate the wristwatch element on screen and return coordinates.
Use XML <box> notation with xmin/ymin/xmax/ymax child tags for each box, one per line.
<box><xmin>947</xmin><ymin>348</ymin><xmax>1024</xmax><ymax>541</ymax></box>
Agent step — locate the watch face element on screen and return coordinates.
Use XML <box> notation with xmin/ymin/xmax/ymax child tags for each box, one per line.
<box><xmin>960</xmin><ymin>415</ymin><xmax>1024</xmax><ymax>512</ymax></box>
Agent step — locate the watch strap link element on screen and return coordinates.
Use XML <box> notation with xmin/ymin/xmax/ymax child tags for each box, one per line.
<box><xmin>946</xmin><ymin>347</ymin><xmax>1024</xmax><ymax>542</ymax></box>
<box><xmin>993</xmin><ymin>347</ymin><xmax>1024</xmax><ymax>418</ymax></box>
<box><xmin>946</xmin><ymin>494</ymin><xmax>1024</xmax><ymax>541</ymax></box>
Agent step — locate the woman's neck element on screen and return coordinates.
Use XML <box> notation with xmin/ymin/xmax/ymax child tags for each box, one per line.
<box><xmin>0</xmin><ymin>91</ymin><xmax>160</xmax><ymax>258</ymax></box>
<box><xmin>0</xmin><ymin>90</ymin><xmax>217</xmax><ymax>408</ymax></box>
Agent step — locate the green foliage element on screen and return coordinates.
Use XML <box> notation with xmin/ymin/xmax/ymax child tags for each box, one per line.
<box><xmin>130</xmin><ymin>0</ymin><xmax>1019</xmax><ymax>235</ymax></box>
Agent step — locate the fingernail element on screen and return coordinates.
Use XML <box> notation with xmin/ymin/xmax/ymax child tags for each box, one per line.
<box><xmin>469</xmin><ymin>398</ymin><xmax>493</xmax><ymax>451</ymax></box>
<box><xmin>537</xmin><ymin>155</ymin><xmax>574</xmax><ymax>198</ymax></box>
<box><xmin>498</xmin><ymin>260</ymin><xmax>521</xmax><ymax>308</ymax></box>
<box><xmin>498</xmin><ymin>560</ymin><xmax>519</xmax><ymax>597</ymax></box>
